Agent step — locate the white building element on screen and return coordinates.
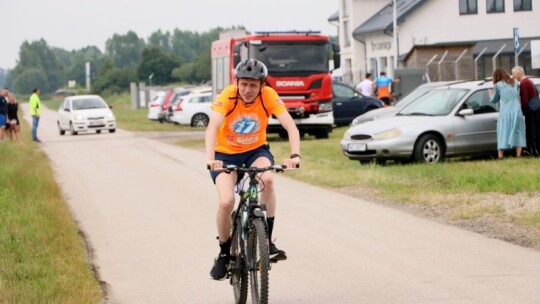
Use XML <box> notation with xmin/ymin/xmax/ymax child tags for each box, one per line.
<box><xmin>330</xmin><ymin>0</ymin><xmax>540</xmax><ymax>85</ymax></box>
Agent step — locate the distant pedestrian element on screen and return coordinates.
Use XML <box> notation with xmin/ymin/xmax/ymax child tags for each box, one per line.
<box><xmin>374</xmin><ymin>71</ymin><xmax>399</xmax><ymax>106</ymax></box>
<box><xmin>356</xmin><ymin>73</ymin><xmax>374</xmax><ymax>96</ymax></box>
<box><xmin>29</xmin><ymin>87</ymin><xmax>42</xmax><ymax>143</ymax></box>
<box><xmin>0</xmin><ymin>88</ymin><xmax>7</xmax><ymax>142</ymax></box>
<box><xmin>489</xmin><ymin>68</ymin><xmax>526</xmax><ymax>159</ymax></box>
<box><xmin>512</xmin><ymin>66</ymin><xmax>540</xmax><ymax>156</ymax></box>
<box><xmin>6</xmin><ymin>93</ymin><xmax>21</xmax><ymax>142</ymax></box>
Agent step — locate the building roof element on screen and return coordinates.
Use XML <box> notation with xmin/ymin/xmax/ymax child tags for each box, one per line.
<box><xmin>352</xmin><ymin>0</ymin><xmax>426</xmax><ymax>39</ymax></box>
<box><xmin>328</xmin><ymin>10</ymin><xmax>339</xmax><ymax>22</ymax></box>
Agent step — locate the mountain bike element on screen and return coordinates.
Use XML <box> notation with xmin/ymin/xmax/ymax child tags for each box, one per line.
<box><xmin>212</xmin><ymin>164</ymin><xmax>293</xmax><ymax>304</ymax></box>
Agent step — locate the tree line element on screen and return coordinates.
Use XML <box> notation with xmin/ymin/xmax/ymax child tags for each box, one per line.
<box><xmin>4</xmin><ymin>26</ymin><xmax>244</xmax><ymax>95</ymax></box>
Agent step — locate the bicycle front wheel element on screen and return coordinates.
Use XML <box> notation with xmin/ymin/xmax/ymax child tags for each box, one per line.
<box><xmin>231</xmin><ymin>214</ymin><xmax>248</xmax><ymax>304</ymax></box>
<box><xmin>247</xmin><ymin>218</ymin><xmax>269</xmax><ymax>304</ymax></box>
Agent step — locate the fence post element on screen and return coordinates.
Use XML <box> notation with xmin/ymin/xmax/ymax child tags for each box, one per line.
<box><xmin>454</xmin><ymin>49</ymin><xmax>468</xmax><ymax>80</ymax></box>
<box><xmin>492</xmin><ymin>44</ymin><xmax>507</xmax><ymax>73</ymax></box>
<box><xmin>425</xmin><ymin>54</ymin><xmax>438</xmax><ymax>82</ymax></box>
<box><xmin>437</xmin><ymin>51</ymin><xmax>448</xmax><ymax>81</ymax></box>
<box><xmin>474</xmin><ymin>47</ymin><xmax>487</xmax><ymax>80</ymax></box>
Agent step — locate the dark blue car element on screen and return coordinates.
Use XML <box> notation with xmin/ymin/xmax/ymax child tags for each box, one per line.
<box><xmin>332</xmin><ymin>82</ymin><xmax>384</xmax><ymax>126</ymax></box>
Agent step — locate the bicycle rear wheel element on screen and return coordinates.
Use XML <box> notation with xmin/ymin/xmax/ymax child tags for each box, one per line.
<box><xmin>231</xmin><ymin>215</ymin><xmax>248</xmax><ymax>304</ymax></box>
<box><xmin>248</xmin><ymin>218</ymin><xmax>269</xmax><ymax>304</ymax></box>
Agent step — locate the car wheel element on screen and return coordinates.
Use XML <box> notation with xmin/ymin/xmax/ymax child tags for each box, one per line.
<box><xmin>413</xmin><ymin>134</ymin><xmax>443</xmax><ymax>164</ymax></box>
<box><xmin>109</xmin><ymin>129</ymin><xmax>116</xmax><ymax>133</ymax></box>
<box><xmin>70</xmin><ymin>122</ymin><xmax>78</xmax><ymax>135</ymax></box>
<box><xmin>96</xmin><ymin>130</ymin><xmax>101</xmax><ymax>134</ymax></box>
<box><xmin>191</xmin><ymin>113</ymin><xmax>209</xmax><ymax>127</ymax></box>
<box><xmin>57</xmin><ymin>122</ymin><xmax>65</xmax><ymax>135</ymax></box>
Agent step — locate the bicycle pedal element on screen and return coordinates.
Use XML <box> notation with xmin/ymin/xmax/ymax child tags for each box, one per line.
<box><xmin>270</xmin><ymin>253</ymin><xmax>287</xmax><ymax>263</ymax></box>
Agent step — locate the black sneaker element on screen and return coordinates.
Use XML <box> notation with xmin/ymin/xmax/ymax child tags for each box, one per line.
<box><xmin>210</xmin><ymin>253</ymin><xmax>230</xmax><ymax>280</ymax></box>
<box><xmin>269</xmin><ymin>243</ymin><xmax>287</xmax><ymax>261</ymax></box>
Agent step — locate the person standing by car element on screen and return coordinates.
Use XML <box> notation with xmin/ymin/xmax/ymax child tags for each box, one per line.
<box><xmin>489</xmin><ymin>68</ymin><xmax>526</xmax><ymax>159</ymax></box>
<box><xmin>205</xmin><ymin>59</ymin><xmax>301</xmax><ymax>280</ymax></box>
<box><xmin>356</xmin><ymin>73</ymin><xmax>374</xmax><ymax>96</ymax></box>
<box><xmin>29</xmin><ymin>87</ymin><xmax>42</xmax><ymax>143</ymax></box>
<box><xmin>512</xmin><ymin>66</ymin><xmax>540</xmax><ymax>156</ymax></box>
<box><xmin>0</xmin><ymin>89</ymin><xmax>7</xmax><ymax>142</ymax></box>
<box><xmin>374</xmin><ymin>71</ymin><xmax>399</xmax><ymax>106</ymax></box>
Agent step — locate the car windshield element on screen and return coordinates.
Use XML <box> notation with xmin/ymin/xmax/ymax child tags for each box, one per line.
<box><xmin>72</xmin><ymin>98</ymin><xmax>108</xmax><ymax>110</ymax></box>
<box><xmin>250</xmin><ymin>42</ymin><xmax>328</xmax><ymax>74</ymax></box>
<box><xmin>399</xmin><ymin>89</ymin><xmax>467</xmax><ymax>116</ymax></box>
<box><xmin>394</xmin><ymin>87</ymin><xmax>434</xmax><ymax>108</ymax></box>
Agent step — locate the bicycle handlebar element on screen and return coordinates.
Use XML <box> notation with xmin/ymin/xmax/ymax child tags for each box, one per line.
<box><xmin>207</xmin><ymin>164</ymin><xmax>299</xmax><ymax>173</ymax></box>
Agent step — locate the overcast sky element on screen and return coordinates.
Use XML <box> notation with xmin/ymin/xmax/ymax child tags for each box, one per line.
<box><xmin>2</xmin><ymin>0</ymin><xmax>338</xmax><ymax>69</ymax></box>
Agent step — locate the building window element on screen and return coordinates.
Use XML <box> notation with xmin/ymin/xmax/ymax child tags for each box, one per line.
<box><xmin>514</xmin><ymin>0</ymin><xmax>532</xmax><ymax>11</ymax></box>
<box><xmin>343</xmin><ymin>20</ymin><xmax>351</xmax><ymax>47</ymax></box>
<box><xmin>487</xmin><ymin>0</ymin><xmax>504</xmax><ymax>13</ymax></box>
<box><xmin>459</xmin><ymin>0</ymin><xmax>477</xmax><ymax>14</ymax></box>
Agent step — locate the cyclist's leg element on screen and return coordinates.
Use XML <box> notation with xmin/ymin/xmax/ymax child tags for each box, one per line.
<box><xmin>215</xmin><ymin>172</ymin><xmax>237</xmax><ymax>242</ymax></box>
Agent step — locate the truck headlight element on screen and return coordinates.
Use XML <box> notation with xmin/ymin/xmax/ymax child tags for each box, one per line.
<box><xmin>318</xmin><ymin>101</ymin><xmax>332</xmax><ymax>113</ymax></box>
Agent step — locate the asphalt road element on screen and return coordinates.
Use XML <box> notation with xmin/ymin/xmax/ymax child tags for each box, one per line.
<box><xmin>23</xmin><ymin>104</ymin><xmax>540</xmax><ymax>304</ymax></box>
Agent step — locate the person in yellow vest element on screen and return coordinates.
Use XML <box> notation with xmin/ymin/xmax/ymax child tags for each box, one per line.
<box><xmin>29</xmin><ymin>87</ymin><xmax>42</xmax><ymax>143</ymax></box>
<box><xmin>206</xmin><ymin>59</ymin><xmax>301</xmax><ymax>280</ymax></box>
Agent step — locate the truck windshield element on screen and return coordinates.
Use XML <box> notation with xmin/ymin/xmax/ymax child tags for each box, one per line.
<box><xmin>250</xmin><ymin>43</ymin><xmax>328</xmax><ymax>74</ymax></box>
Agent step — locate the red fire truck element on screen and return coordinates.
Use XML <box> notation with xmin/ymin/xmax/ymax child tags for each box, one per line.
<box><xmin>211</xmin><ymin>30</ymin><xmax>340</xmax><ymax>139</ymax></box>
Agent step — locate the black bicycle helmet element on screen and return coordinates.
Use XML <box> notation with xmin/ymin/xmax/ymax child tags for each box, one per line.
<box><xmin>235</xmin><ymin>59</ymin><xmax>268</xmax><ymax>81</ymax></box>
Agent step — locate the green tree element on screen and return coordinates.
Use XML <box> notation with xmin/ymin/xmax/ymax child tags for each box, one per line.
<box><xmin>137</xmin><ymin>46</ymin><xmax>179</xmax><ymax>85</ymax></box>
<box><xmin>93</xmin><ymin>58</ymin><xmax>135</xmax><ymax>94</ymax></box>
<box><xmin>148</xmin><ymin>30</ymin><xmax>172</xmax><ymax>54</ymax></box>
<box><xmin>12</xmin><ymin>67</ymin><xmax>48</xmax><ymax>94</ymax></box>
<box><xmin>10</xmin><ymin>39</ymin><xmax>65</xmax><ymax>93</ymax></box>
<box><xmin>105</xmin><ymin>31</ymin><xmax>145</xmax><ymax>69</ymax></box>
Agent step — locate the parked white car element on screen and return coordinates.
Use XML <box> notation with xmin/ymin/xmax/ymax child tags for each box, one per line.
<box><xmin>147</xmin><ymin>91</ymin><xmax>166</xmax><ymax>120</ymax></box>
<box><xmin>57</xmin><ymin>95</ymin><xmax>116</xmax><ymax>135</ymax></box>
<box><xmin>170</xmin><ymin>92</ymin><xmax>213</xmax><ymax>127</ymax></box>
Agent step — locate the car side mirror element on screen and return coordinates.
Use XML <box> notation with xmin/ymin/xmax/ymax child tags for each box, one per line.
<box><xmin>109</xmin><ymin>105</ymin><xmax>113</xmax><ymax>109</ymax></box>
<box><xmin>458</xmin><ymin>108</ymin><xmax>474</xmax><ymax>116</ymax></box>
<box><xmin>65</xmin><ymin>108</ymin><xmax>70</xmax><ymax>112</ymax></box>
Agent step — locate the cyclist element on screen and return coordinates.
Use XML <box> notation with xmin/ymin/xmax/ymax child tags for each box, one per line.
<box><xmin>206</xmin><ymin>59</ymin><xmax>301</xmax><ymax>280</ymax></box>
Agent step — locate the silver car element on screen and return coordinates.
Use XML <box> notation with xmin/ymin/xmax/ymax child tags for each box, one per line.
<box><xmin>340</xmin><ymin>79</ymin><xmax>540</xmax><ymax>164</ymax></box>
<box><xmin>350</xmin><ymin>81</ymin><xmax>466</xmax><ymax>126</ymax></box>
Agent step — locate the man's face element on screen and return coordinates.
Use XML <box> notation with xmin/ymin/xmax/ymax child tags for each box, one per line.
<box><xmin>512</xmin><ymin>70</ymin><xmax>521</xmax><ymax>80</ymax></box>
<box><xmin>238</xmin><ymin>78</ymin><xmax>263</xmax><ymax>103</ymax></box>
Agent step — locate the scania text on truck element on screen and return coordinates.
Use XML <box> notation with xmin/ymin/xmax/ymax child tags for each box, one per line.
<box><xmin>211</xmin><ymin>30</ymin><xmax>341</xmax><ymax>139</ymax></box>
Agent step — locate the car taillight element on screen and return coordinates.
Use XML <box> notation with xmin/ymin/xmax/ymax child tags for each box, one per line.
<box><xmin>149</xmin><ymin>102</ymin><xmax>159</xmax><ymax>107</ymax></box>
<box><xmin>176</xmin><ymin>100</ymin><xmax>183</xmax><ymax>111</ymax></box>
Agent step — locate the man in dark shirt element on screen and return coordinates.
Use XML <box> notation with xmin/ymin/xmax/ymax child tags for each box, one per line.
<box><xmin>512</xmin><ymin>66</ymin><xmax>540</xmax><ymax>156</ymax></box>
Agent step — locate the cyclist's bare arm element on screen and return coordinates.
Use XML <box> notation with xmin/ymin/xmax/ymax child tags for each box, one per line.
<box><xmin>205</xmin><ymin>110</ymin><xmax>225</xmax><ymax>171</ymax></box>
<box><xmin>275</xmin><ymin>110</ymin><xmax>301</xmax><ymax>169</ymax></box>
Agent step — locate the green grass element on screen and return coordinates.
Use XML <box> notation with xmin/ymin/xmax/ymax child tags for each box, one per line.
<box><xmin>0</xmin><ymin>122</ymin><xmax>102</xmax><ymax>303</ymax></box>
<box><xmin>173</xmin><ymin>126</ymin><xmax>540</xmax><ymax>230</ymax></box>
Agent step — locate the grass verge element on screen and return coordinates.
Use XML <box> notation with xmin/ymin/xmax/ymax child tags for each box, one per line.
<box><xmin>0</xmin><ymin>121</ymin><xmax>102</xmax><ymax>303</ymax></box>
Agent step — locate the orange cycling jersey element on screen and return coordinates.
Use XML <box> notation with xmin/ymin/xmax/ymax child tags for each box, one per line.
<box><xmin>211</xmin><ymin>84</ymin><xmax>287</xmax><ymax>154</ymax></box>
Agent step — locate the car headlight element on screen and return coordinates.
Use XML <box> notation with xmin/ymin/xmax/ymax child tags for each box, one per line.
<box><xmin>372</xmin><ymin>128</ymin><xmax>402</xmax><ymax>140</ymax></box>
<box><xmin>351</xmin><ymin>117</ymin><xmax>363</xmax><ymax>126</ymax></box>
<box><xmin>343</xmin><ymin>131</ymin><xmax>351</xmax><ymax>140</ymax></box>
<box><xmin>107</xmin><ymin>112</ymin><xmax>115</xmax><ymax>118</ymax></box>
<box><xmin>74</xmin><ymin>114</ymin><xmax>85</xmax><ymax>121</ymax></box>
